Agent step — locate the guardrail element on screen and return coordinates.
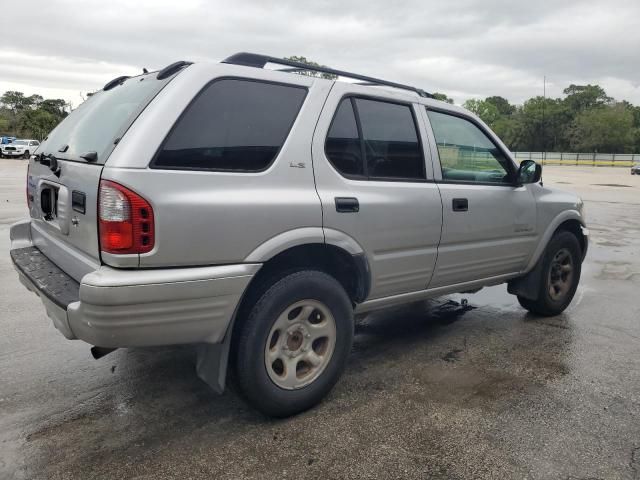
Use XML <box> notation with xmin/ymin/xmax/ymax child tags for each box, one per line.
<box><xmin>513</xmin><ymin>152</ymin><xmax>639</xmax><ymax>167</ymax></box>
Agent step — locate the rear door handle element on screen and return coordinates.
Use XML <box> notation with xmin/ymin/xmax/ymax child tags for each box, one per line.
<box><xmin>335</xmin><ymin>197</ymin><xmax>359</xmax><ymax>213</ymax></box>
<box><xmin>452</xmin><ymin>198</ymin><xmax>468</xmax><ymax>212</ymax></box>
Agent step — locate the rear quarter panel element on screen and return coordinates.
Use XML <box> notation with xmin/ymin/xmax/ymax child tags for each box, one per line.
<box><xmin>103</xmin><ymin>64</ymin><xmax>331</xmax><ymax>267</ymax></box>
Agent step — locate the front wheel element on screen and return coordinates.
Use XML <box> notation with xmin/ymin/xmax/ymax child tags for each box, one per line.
<box><xmin>518</xmin><ymin>231</ymin><xmax>582</xmax><ymax>316</ymax></box>
<box><xmin>234</xmin><ymin>270</ymin><xmax>354</xmax><ymax>417</ymax></box>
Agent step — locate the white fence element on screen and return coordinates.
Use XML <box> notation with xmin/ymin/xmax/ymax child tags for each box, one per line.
<box><xmin>513</xmin><ymin>152</ymin><xmax>639</xmax><ymax>167</ymax></box>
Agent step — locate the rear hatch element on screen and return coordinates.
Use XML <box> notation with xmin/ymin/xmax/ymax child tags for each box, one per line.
<box><xmin>27</xmin><ymin>72</ymin><xmax>174</xmax><ymax>281</ymax></box>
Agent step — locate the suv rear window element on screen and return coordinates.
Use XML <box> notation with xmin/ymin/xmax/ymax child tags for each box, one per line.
<box><xmin>325</xmin><ymin>97</ymin><xmax>424</xmax><ymax>181</ymax></box>
<box><xmin>153</xmin><ymin>79</ymin><xmax>307</xmax><ymax>172</ymax></box>
<box><xmin>38</xmin><ymin>74</ymin><xmax>173</xmax><ymax>164</ymax></box>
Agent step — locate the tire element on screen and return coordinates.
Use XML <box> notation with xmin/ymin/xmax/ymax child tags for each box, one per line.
<box><xmin>23</xmin><ymin>151</ymin><xmax>30</xmax><ymax>159</ymax></box>
<box><xmin>517</xmin><ymin>231</ymin><xmax>582</xmax><ymax>316</ymax></box>
<box><xmin>234</xmin><ymin>270</ymin><xmax>354</xmax><ymax>417</ymax></box>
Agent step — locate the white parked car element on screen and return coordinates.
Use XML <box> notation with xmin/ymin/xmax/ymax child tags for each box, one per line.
<box><xmin>1</xmin><ymin>139</ymin><xmax>40</xmax><ymax>158</ymax></box>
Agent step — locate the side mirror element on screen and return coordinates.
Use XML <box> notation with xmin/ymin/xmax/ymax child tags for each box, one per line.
<box><xmin>517</xmin><ymin>159</ymin><xmax>542</xmax><ymax>185</ymax></box>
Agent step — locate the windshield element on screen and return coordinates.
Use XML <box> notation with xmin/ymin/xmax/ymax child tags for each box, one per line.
<box><xmin>14</xmin><ymin>140</ymin><xmax>27</xmax><ymax>145</ymax></box>
<box><xmin>38</xmin><ymin>73</ymin><xmax>174</xmax><ymax>164</ymax></box>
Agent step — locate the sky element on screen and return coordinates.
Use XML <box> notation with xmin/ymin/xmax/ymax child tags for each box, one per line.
<box><xmin>1</xmin><ymin>0</ymin><xmax>639</xmax><ymax>108</ymax></box>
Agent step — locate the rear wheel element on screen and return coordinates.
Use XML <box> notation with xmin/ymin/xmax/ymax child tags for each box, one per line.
<box><xmin>517</xmin><ymin>231</ymin><xmax>582</xmax><ymax>316</ymax></box>
<box><xmin>234</xmin><ymin>270</ymin><xmax>353</xmax><ymax>417</ymax></box>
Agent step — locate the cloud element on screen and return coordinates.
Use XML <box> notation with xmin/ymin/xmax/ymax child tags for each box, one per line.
<box><xmin>1</xmin><ymin>0</ymin><xmax>639</xmax><ymax>106</ymax></box>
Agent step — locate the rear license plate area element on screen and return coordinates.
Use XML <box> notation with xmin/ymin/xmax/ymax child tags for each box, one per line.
<box><xmin>41</xmin><ymin>185</ymin><xmax>59</xmax><ymax>221</ymax></box>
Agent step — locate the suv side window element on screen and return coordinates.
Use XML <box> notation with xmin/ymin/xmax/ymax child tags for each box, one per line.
<box><xmin>427</xmin><ymin>109</ymin><xmax>513</xmax><ymax>184</ymax></box>
<box><xmin>325</xmin><ymin>97</ymin><xmax>425</xmax><ymax>181</ymax></box>
<box><xmin>325</xmin><ymin>99</ymin><xmax>363</xmax><ymax>176</ymax></box>
<box><xmin>154</xmin><ymin>79</ymin><xmax>307</xmax><ymax>171</ymax></box>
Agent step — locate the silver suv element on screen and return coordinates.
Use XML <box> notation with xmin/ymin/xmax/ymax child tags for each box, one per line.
<box><xmin>10</xmin><ymin>53</ymin><xmax>588</xmax><ymax>417</ymax></box>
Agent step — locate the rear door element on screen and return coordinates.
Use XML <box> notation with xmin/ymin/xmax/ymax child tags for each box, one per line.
<box><xmin>312</xmin><ymin>84</ymin><xmax>443</xmax><ymax>299</ymax></box>
<box><xmin>423</xmin><ymin>107</ymin><xmax>537</xmax><ymax>288</ymax></box>
<box><xmin>27</xmin><ymin>72</ymin><xmax>175</xmax><ymax>280</ymax></box>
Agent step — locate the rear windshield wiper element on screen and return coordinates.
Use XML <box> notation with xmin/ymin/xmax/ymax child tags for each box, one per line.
<box><xmin>35</xmin><ymin>153</ymin><xmax>61</xmax><ymax>176</ymax></box>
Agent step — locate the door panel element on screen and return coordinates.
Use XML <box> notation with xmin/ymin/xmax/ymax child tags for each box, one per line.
<box><xmin>430</xmin><ymin>183</ymin><xmax>537</xmax><ymax>287</ymax></box>
<box><xmin>423</xmin><ymin>107</ymin><xmax>538</xmax><ymax>288</ymax></box>
<box><xmin>312</xmin><ymin>84</ymin><xmax>443</xmax><ymax>299</ymax></box>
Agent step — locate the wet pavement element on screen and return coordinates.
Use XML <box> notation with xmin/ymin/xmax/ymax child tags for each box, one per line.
<box><xmin>1</xmin><ymin>160</ymin><xmax>639</xmax><ymax>479</ymax></box>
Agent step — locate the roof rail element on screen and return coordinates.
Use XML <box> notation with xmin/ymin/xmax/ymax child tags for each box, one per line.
<box><xmin>157</xmin><ymin>60</ymin><xmax>193</xmax><ymax>80</ymax></box>
<box><xmin>222</xmin><ymin>52</ymin><xmax>434</xmax><ymax>99</ymax></box>
<box><xmin>103</xmin><ymin>75</ymin><xmax>130</xmax><ymax>91</ymax></box>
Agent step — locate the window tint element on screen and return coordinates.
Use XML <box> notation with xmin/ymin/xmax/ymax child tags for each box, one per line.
<box><xmin>325</xmin><ymin>99</ymin><xmax>363</xmax><ymax>176</ymax></box>
<box><xmin>356</xmin><ymin>99</ymin><xmax>423</xmax><ymax>180</ymax></box>
<box><xmin>154</xmin><ymin>79</ymin><xmax>307</xmax><ymax>171</ymax></box>
<box><xmin>41</xmin><ymin>74</ymin><xmax>172</xmax><ymax>164</ymax></box>
<box><xmin>427</xmin><ymin>110</ymin><xmax>512</xmax><ymax>184</ymax></box>
<box><xmin>324</xmin><ymin>97</ymin><xmax>424</xmax><ymax>181</ymax></box>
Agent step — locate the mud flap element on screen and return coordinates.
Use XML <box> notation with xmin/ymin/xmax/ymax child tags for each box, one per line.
<box><xmin>196</xmin><ymin>339</ymin><xmax>232</xmax><ymax>394</ymax></box>
<box><xmin>507</xmin><ymin>258</ymin><xmax>544</xmax><ymax>301</ymax></box>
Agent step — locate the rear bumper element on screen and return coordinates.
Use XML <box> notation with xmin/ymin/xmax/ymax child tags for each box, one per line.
<box><xmin>10</xmin><ymin>220</ymin><xmax>259</xmax><ymax>348</ymax></box>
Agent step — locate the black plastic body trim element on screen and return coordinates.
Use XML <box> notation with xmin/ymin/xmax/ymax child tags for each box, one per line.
<box><xmin>352</xmin><ymin>252</ymin><xmax>371</xmax><ymax>303</ymax></box>
<box><xmin>11</xmin><ymin>247</ymin><xmax>80</xmax><ymax>309</ymax></box>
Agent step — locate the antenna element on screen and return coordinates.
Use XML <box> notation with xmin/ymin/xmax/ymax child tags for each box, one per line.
<box><xmin>542</xmin><ymin>75</ymin><xmax>546</xmax><ymax>165</ymax></box>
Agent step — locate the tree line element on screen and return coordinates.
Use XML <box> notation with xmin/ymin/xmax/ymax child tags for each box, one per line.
<box><xmin>0</xmin><ymin>91</ymin><xmax>70</xmax><ymax>140</ymax></box>
<box><xmin>434</xmin><ymin>85</ymin><xmax>640</xmax><ymax>153</ymax></box>
<box><xmin>2</xmin><ymin>80</ymin><xmax>639</xmax><ymax>153</ymax></box>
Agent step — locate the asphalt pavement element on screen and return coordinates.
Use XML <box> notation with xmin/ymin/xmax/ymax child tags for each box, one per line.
<box><xmin>1</xmin><ymin>160</ymin><xmax>639</xmax><ymax>479</ymax></box>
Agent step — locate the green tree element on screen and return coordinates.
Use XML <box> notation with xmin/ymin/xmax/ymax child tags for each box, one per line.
<box><xmin>485</xmin><ymin>96</ymin><xmax>515</xmax><ymax>116</ymax></box>
<box><xmin>283</xmin><ymin>56</ymin><xmax>338</xmax><ymax>80</ymax></box>
<box><xmin>463</xmin><ymin>99</ymin><xmax>500</xmax><ymax>126</ymax></box>
<box><xmin>563</xmin><ymin>84</ymin><xmax>612</xmax><ymax>114</ymax></box>
<box><xmin>17</xmin><ymin>109</ymin><xmax>60</xmax><ymax>140</ymax></box>
<box><xmin>27</xmin><ymin>94</ymin><xmax>44</xmax><ymax>109</ymax></box>
<box><xmin>0</xmin><ymin>114</ymin><xmax>9</xmax><ymax>133</ymax></box>
<box><xmin>568</xmin><ymin>103</ymin><xmax>636</xmax><ymax>153</ymax></box>
<box><xmin>1</xmin><ymin>91</ymin><xmax>31</xmax><ymax>115</ymax></box>
<box><xmin>520</xmin><ymin>96</ymin><xmax>572</xmax><ymax>151</ymax></box>
<box><xmin>39</xmin><ymin>99</ymin><xmax>69</xmax><ymax>117</ymax></box>
<box><xmin>433</xmin><ymin>92</ymin><xmax>454</xmax><ymax>104</ymax></box>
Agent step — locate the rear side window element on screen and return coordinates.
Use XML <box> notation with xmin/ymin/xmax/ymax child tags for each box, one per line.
<box><xmin>325</xmin><ymin>97</ymin><xmax>424</xmax><ymax>181</ymax></box>
<box><xmin>324</xmin><ymin>99</ymin><xmax>363</xmax><ymax>176</ymax></box>
<box><xmin>153</xmin><ymin>79</ymin><xmax>307</xmax><ymax>171</ymax></box>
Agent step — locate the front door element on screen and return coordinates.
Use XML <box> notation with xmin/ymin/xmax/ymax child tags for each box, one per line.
<box><xmin>423</xmin><ymin>108</ymin><xmax>537</xmax><ymax>288</ymax></box>
<box><xmin>312</xmin><ymin>85</ymin><xmax>443</xmax><ymax>300</ymax></box>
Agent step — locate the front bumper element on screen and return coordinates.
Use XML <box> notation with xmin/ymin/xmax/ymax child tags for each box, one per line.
<box><xmin>10</xmin><ymin>220</ymin><xmax>259</xmax><ymax>348</ymax></box>
<box><xmin>2</xmin><ymin>150</ymin><xmax>25</xmax><ymax>156</ymax></box>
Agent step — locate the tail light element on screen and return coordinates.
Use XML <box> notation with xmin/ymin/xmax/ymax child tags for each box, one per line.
<box><xmin>98</xmin><ymin>180</ymin><xmax>154</xmax><ymax>254</ymax></box>
<box><xmin>26</xmin><ymin>163</ymin><xmax>32</xmax><ymax>207</ymax></box>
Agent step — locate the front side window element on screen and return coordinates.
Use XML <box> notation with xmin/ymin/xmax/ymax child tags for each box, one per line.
<box><xmin>325</xmin><ymin>97</ymin><xmax>425</xmax><ymax>181</ymax></box>
<box><xmin>154</xmin><ymin>79</ymin><xmax>307</xmax><ymax>171</ymax></box>
<box><xmin>427</xmin><ymin>109</ymin><xmax>513</xmax><ymax>184</ymax></box>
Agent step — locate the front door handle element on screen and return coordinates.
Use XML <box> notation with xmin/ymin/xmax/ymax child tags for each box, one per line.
<box><xmin>335</xmin><ymin>197</ymin><xmax>359</xmax><ymax>213</ymax></box>
<box><xmin>452</xmin><ymin>198</ymin><xmax>468</xmax><ymax>212</ymax></box>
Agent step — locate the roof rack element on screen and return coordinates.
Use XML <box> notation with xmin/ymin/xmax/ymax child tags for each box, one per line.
<box><xmin>222</xmin><ymin>52</ymin><xmax>434</xmax><ymax>99</ymax></box>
